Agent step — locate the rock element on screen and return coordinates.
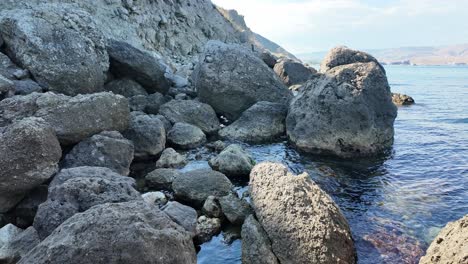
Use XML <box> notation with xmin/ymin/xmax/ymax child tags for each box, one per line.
<box><xmin>13</xmin><ymin>185</ymin><xmax>48</xmax><ymax>228</ymax></box>
<box><xmin>392</xmin><ymin>92</ymin><xmax>415</xmax><ymax>105</ymax></box>
<box><xmin>192</xmin><ymin>41</ymin><xmax>292</xmax><ymax>121</ymax></box>
<box><xmin>0</xmin><ymin>226</ymin><xmax>40</xmax><ymax>264</ymax></box>
<box><xmin>209</xmin><ymin>144</ymin><xmax>255</xmax><ymax>178</ymax></box>
<box><xmin>62</xmin><ymin>131</ymin><xmax>134</xmax><ymax>176</ymax></box>
<box><xmin>167</xmin><ymin>122</ymin><xmax>206</xmax><ymax>150</ymax></box>
<box><xmin>155</xmin><ymin>148</ymin><xmax>187</xmax><ymax>169</ymax></box>
<box><xmin>274</xmin><ymin>59</ymin><xmax>316</xmax><ymax>86</ymax></box>
<box><xmin>202</xmin><ymin>196</ymin><xmax>223</xmax><ymax>218</ymax></box>
<box><xmin>419</xmin><ymin>214</ymin><xmax>468</xmax><ymax>264</ymax></box>
<box><xmin>162</xmin><ymin>201</ymin><xmax>197</xmax><ymax>235</ymax></box>
<box><xmin>0</xmin><ymin>118</ymin><xmax>61</xmax><ymax>213</ymax></box>
<box><xmin>159</xmin><ymin>100</ymin><xmax>220</xmax><ymax>134</ymax></box>
<box><xmin>142</xmin><ymin>192</ymin><xmax>167</xmax><ymax>207</ymax></box>
<box><xmin>129</xmin><ymin>93</ymin><xmax>167</xmax><ymax>114</ymax></box>
<box><xmin>219</xmin><ymin>193</ymin><xmax>252</xmax><ymax>225</ymax></box>
<box><xmin>320</xmin><ymin>46</ymin><xmax>383</xmax><ymax>73</ymax></box>
<box><xmin>0</xmin><ymin>224</ymin><xmax>22</xmax><ymax>248</ymax></box>
<box><xmin>205</xmin><ymin>140</ymin><xmax>227</xmax><ymax>152</ymax></box>
<box><xmin>13</xmin><ymin>79</ymin><xmax>42</xmax><ymax>95</ymax></box>
<box><xmin>0</xmin><ymin>53</ymin><xmax>23</xmax><ymax>80</ymax></box>
<box><xmin>175</xmin><ymin>93</ymin><xmax>190</xmax><ymax>100</ymax></box>
<box><xmin>0</xmin><ymin>75</ymin><xmax>14</xmax><ymax>100</ymax></box>
<box><xmin>219</xmin><ymin>101</ymin><xmax>287</xmax><ymax>143</ymax></box>
<box><xmin>195</xmin><ymin>216</ymin><xmax>222</xmax><ymax>244</ymax></box>
<box><xmin>107</xmin><ymin>40</ymin><xmax>170</xmax><ymax>94</ymax></box>
<box><xmin>155</xmin><ymin>114</ymin><xmax>173</xmax><ymax>131</ymax></box>
<box><xmin>123</xmin><ymin>112</ymin><xmax>166</xmax><ymax>159</ymax></box>
<box><xmin>22</xmin><ymin>201</ymin><xmax>197</xmax><ymax>264</ymax></box>
<box><xmin>33</xmin><ymin>167</ymin><xmax>141</xmax><ymax>239</ymax></box>
<box><xmin>0</xmin><ymin>5</ymin><xmax>108</xmax><ymax>95</ymax></box>
<box><xmin>167</xmin><ymin>73</ymin><xmax>189</xmax><ymax>88</ymax></box>
<box><xmin>241</xmin><ymin>215</ymin><xmax>279</xmax><ymax>264</ymax></box>
<box><xmin>104</xmin><ymin>78</ymin><xmax>148</xmax><ymax>98</ymax></box>
<box><xmin>173</xmin><ymin>169</ymin><xmax>233</xmax><ymax>208</ymax></box>
<box><xmin>146</xmin><ymin>168</ymin><xmax>181</xmax><ymax>190</ymax></box>
<box><xmin>249</xmin><ymin>162</ymin><xmax>356</xmax><ymax>264</ymax></box>
<box><xmin>0</xmin><ymin>92</ymin><xmax>130</xmax><ymax>145</ymax></box>
<box><xmin>260</xmin><ymin>51</ymin><xmax>278</xmax><ymax>68</ymax></box>
<box><xmin>287</xmin><ymin>61</ymin><xmax>397</xmax><ymax>158</ymax></box>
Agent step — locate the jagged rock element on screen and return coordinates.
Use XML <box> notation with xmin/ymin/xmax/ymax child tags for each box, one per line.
<box><xmin>13</xmin><ymin>185</ymin><xmax>48</xmax><ymax>228</ymax></box>
<box><xmin>260</xmin><ymin>51</ymin><xmax>278</xmax><ymax>68</ymax></box>
<box><xmin>195</xmin><ymin>216</ymin><xmax>222</xmax><ymax>244</ymax></box>
<box><xmin>13</xmin><ymin>79</ymin><xmax>42</xmax><ymax>95</ymax></box>
<box><xmin>162</xmin><ymin>201</ymin><xmax>197</xmax><ymax>235</ymax></box>
<box><xmin>33</xmin><ymin>167</ymin><xmax>141</xmax><ymax>240</ymax></box>
<box><xmin>419</xmin><ymin>214</ymin><xmax>468</xmax><ymax>264</ymax></box>
<box><xmin>219</xmin><ymin>101</ymin><xmax>287</xmax><ymax>143</ymax></box>
<box><xmin>287</xmin><ymin>60</ymin><xmax>397</xmax><ymax>158</ymax></box>
<box><xmin>173</xmin><ymin>169</ymin><xmax>233</xmax><ymax>208</ymax></box>
<box><xmin>22</xmin><ymin>201</ymin><xmax>197</xmax><ymax>264</ymax></box>
<box><xmin>0</xmin><ymin>92</ymin><xmax>130</xmax><ymax>145</ymax></box>
<box><xmin>107</xmin><ymin>40</ymin><xmax>170</xmax><ymax>94</ymax></box>
<box><xmin>0</xmin><ymin>226</ymin><xmax>40</xmax><ymax>264</ymax></box>
<box><xmin>274</xmin><ymin>59</ymin><xmax>317</xmax><ymax>86</ymax></box>
<box><xmin>250</xmin><ymin>162</ymin><xmax>356</xmax><ymax>264</ymax></box>
<box><xmin>123</xmin><ymin>112</ymin><xmax>166</xmax><ymax>159</ymax></box>
<box><xmin>167</xmin><ymin>122</ymin><xmax>206</xmax><ymax>150</ymax></box>
<box><xmin>155</xmin><ymin>148</ymin><xmax>187</xmax><ymax>169</ymax></box>
<box><xmin>209</xmin><ymin>144</ymin><xmax>255</xmax><ymax>177</ymax></box>
<box><xmin>146</xmin><ymin>168</ymin><xmax>181</xmax><ymax>190</ymax></box>
<box><xmin>0</xmin><ymin>224</ymin><xmax>22</xmax><ymax>248</ymax></box>
<box><xmin>0</xmin><ymin>118</ymin><xmax>61</xmax><ymax>213</ymax></box>
<box><xmin>241</xmin><ymin>215</ymin><xmax>279</xmax><ymax>264</ymax></box>
<box><xmin>0</xmin><ymin>4</ymin><xmax>108</xmax><ymax>95</ymax></box>
<box><xmin>392</xmin><ymin>93</ymin><xmax>415</xmax><ymax>105</ymax></box>
<box><xmin>159</xmin><ymin>100</ymin><xmax>220</xmax><ymax>134</ymax></box>
<box><xmin>104</xmin><ymin>78</ymin><xmax>148</xmax><ymax>98</ymax></box>
<box><xmin>141</xmin><ymin>192</ymin><xmax>167</xmax><ymax>207</ymax></box>
<box><xmin>219</xmin><ymin>193</ymin><xmax>252</xmax><ymax>225</ymax></box>
<box><xmin>0</xmin><ymin>75</ymin><xmax>14</xmax><ymax>100</ymax></box>
<box><xmin>320</xmin><ymin>46</ymin><xmax>383</xmax><ymax>73</ymax></box>
<box><xmin>202</xmin><ymin>196</ymin><xmax>223</xmax><ymax>218</ymax></box>
<box><xmin>192</xmin><ymin>41</ymin><xmax>292</xmax><ymax>121</ymax></box>
<box><xmin>62</xmin><ymin>131</ymin><xmax>134</xmax><ymax>176</ymax></box>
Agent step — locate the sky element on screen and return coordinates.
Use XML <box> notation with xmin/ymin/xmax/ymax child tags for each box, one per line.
<box><xmin>212</xmin><ymin>0</ymin><xmax>468</xmax><ymax>54</ymax></box>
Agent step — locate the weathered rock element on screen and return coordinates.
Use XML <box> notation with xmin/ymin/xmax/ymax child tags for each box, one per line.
<box><xmin>241</xmin><ymin>215</ymin><xmax>279</xmax><ymax>264</ymax></box>
<box><xmin>146</xmin><ymin>168</ymin><xmax>181</xmax><ymax>190</ymax></box>
<box><xmin>209</xmin><ymin>144</ymin><xmax>255</xmax><ymax>177</ymax></box>
<box><xmin>250</xmin><ymin>162</ymin><xmax>356</xmax><ymax>264</ymax></box>
<box><xmin>392</xmin><ymin>92</ymin><xmax>415</xmax><ymax>105</ymax></box>
<box><xmin>0</xmin><ymin>118</ymin><xmax>61</xmax><ymax>213</ymax></box>
<box><xmin>141</xmin><ymin>192</ymin><xmax>167</xmax><ymax>207</ymax></box>
<box><xmin>0</xmin><ymin>75</ymin><xmax>14</xmax><ymax>100</ymax></box>
<box><xmin>260</xmin><ymin>51</ymin><xmax>278</xmax><ymax>68</ymax></box>
<box><xmin>123</xmin><ymin>112</ymin><xmax>166</xmax><ymax>159</ymax></box>
<box><xmin>22</xmin><ymin>201</ymin><xmax>197</xmax><ymax>264</ymax></box>
<box><xmin>167</xmin><ymin>122</ymin><xmax>206</xmax><ymax>150</ymax></box>
<box><xmin>219</xmin><ymin>193</ymin><xmax>252</xmax><ymax>225</ymax></box>
<box><xmin>155</xmin><ymin>114</ymin><xmax>172</xmax><ymax>132</ymax></box>
<box><xmin>129</xmin><ymin>93</ymin><xmax>167</xmax><ymax>114</ymax></box>
<box><xmin>0</xmin><ymin>92</ymin><xmax>130</xmax><ymax>145</ymax></box>
<box><xmin>0</xmin><ymin>4</ymin><xmax>108</xmax><ymax>95</ymax></box>
<box><xmin>167</xmin><ymin>73</ymin><xmax>189</xmax><ymax>88</ymax></box>
<box><xmin>173</xmin><ymin>169</ymin><xmax>233</xmax><ymax>208</ymax></box>
<box><xmin>159</xmin><ymin>100</ymin><xmax>220</xmax><ymax>134</ymax></box>
<box><xmin>205</xmin><ymin>140</ymin><xmax>227</xmax><ymax>152</ymax></box>
<box><xmin>33</xmin><ymin>167</ymin><xmax>141</xmax><ymax>239</ymax></box>
<box><xmin>107</xmin><ymin>40</ymin><xmax>170</xmax><ymax>94</ymax></box>
<box><xmin>195</xmin><ymin>216</ymin><xmax>222</xmax><ymax>244</ymax></box>
<box><xmin>202</xmin><ymin>196</ymin><xmax>223</xmax><ymax>218</ymax></box>
<box><xmin>62</xmin><ymin>131</ymin><xmax>134</xmax><ymax>176</ymax></box>
<box><xmin>192</xmin><ymin>41</ymin><xmax>292</xmax><ymax>121</ymax></box>
<box><xmin>0</xmin><ymin>224</ymin><xmax>22</xmax><ymax>248</ymax></box>
<box><xmin>219</xmin><ymin>101</ymin><xmax>287</xmax><ymax>143</ymax></box>
<box><xmin>419</xmin><ymin>214</ymin><xmax>468</xmax><ymax>264</ymax></box>
<box><xmin>274</xmin><ymin>59</ymin><xmax>316</xmax><ymax>86</ymax></box>
<box><xmin>0</xmin><ymin>226</ymin><xmax>40</xmax><ymax>264</ymax></box>
<box><xmin>163</xmin><ymin>201</ymin><xmax>197</xmax><ymax>235</ymax></box>
<box><xmin>13</xmin><ymin>185</ymin><xmax>48</xmax><ymax>228</ymax></box>
<box><xmin>320</xmin><ymin>46</ymin><xmax>383</xmax><ymax>73</ymax></box>
<box><xmin>155</xmin><ymin>148</ymin><xmax>187</xmax><ymax>169</ymax></box>
<box><xmin>13</xmin><ymin>79</ymin><xmax>42</xmax><ymax>95</ymax></box>
<box><xmin>287</xmin><ymin>61</ymin><xmax>397</xmax><ymax>158</ymax></box>
<box><xmin>104</xmin><ymin>78</ymin><xmax>148</xmax><ymax>98</ymax></box>
<box><xmin>0</xmin><ymin>53</ymin><xmax>23</xmax><ymax>80</ymax></box>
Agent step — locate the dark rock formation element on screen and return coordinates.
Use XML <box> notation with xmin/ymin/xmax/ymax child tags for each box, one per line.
<box><xmin>274</xmin><ymin>59</ymin><xmax>317</xmax><ymax>86</ymax></box>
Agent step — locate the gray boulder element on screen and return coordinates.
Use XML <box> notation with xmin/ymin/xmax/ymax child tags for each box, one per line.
<box><xmin>287</xmin><ymin>61</ymin><xmax>397</xmax><ymax>158</ymax></box>
<box><xmin>274</xmin><ymin>59</ymin><xmax>316</xmax><ymax>86</ymax></box>
<box><xmin>104</xmin><ymin>78</ymin><xmax>148</xmax><ymax>98</ymax></box>
<box><xmin>219</xmin><ymin>101</ymin><xmax>287</xmax><ymax>143</ymax></box>
<box><xmin>107</xmin><ymin>40</ymin><xmax>170</xmax><ymax>94</ymax></box>
<box><xmin>0</xmin><ymin>75</ymin><xmax>14</xmax><ymax>100</ymax></box>
<box><xmin>0</xmin><ymin>118</ymin><xmax>61</xmax><ymax>213</ymax></box>
<box><xmin>167</xmin><ymin>122</ymin><xmax>206</xmax><ymax>150</ymax></box>
<box><xmin>173</xmin><ymin>169</ymin><xmax>233</xmax><ymax>208</ymax></box>
<box><xmin>219</xmin><ymin>193</ymin><xmax>252</xmax><ymax>225</ymax></box>
<box><xmin>159</xmin><ymin>100</ymin><xmax>220</xmax><ymax>134</ymax></box>
<box><xmin>0</xmin><ymin>226</ymin><xmax>40</xmax><ymax>264</ymax></box>
<box><xmin>241</xmin><ymin>215</ymin><xmax>279</xmax><ymax>264</ymax></box>
<box><xmin>209</xmin><ymin>144</ymin><xmax>255</xmax><ymax>177</ymax></box>
<box><xmin>0</xmin><ymin>5</ymin><xmax>108</xmax><ymax>95</ymax></box>
<box><xmin>250</xmin><ymin>162</ymin><xmax>356</xmax><ymax>264</ymax></box>
<box><xmin>202</xmin><ymin>196</ymin><xmax>223</xmax><ymax>218</ymax></box>
<box><xmin>145</xmin><ymin>168</ymin><xmax>181</xmax><ymax>190</ymax></box>
<box><xmin>192</xmin><ymin>41</ymin><xmax>292</xmax><ymax>121</ymax></box>
<box><xmin>22</xmin><ymin>201</ymin><xmax>197</xmax><ymax>264</ymax></box>
<box><xmin>162</xmin><ymin>201</ymin><xmax>198</xmax><ymax>235</ymax></box>
<box><xmin>155</xmin><ymin>148</ymin><xmax>187</xmax><ymax>169</ymax></box>
<box><xmin>320</xmin><ymin>46</ymin><xmax>383</xmax><ymax>73</ymax></box>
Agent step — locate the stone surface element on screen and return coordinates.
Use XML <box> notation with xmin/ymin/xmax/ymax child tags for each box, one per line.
<box><xmin>260</xmin><ymin>51</ymin><xmax>277</xmax><ymax>68</ymax></box>
<box><xmin>62</xmin><ymin>131</ymin><xmax>134</xmax><ymax>176</ymax></box>
<box><xmin>219</xmin><ymin>193</ymin><xmax>252</xmax><ymax>225</ymax></box>
<box><xmin>0</xmin><ymin>118</ymin><xmax>61</xmax><ymax>213</ymax></box>
<box><xmin>202</xmin><ymin>196</ymin><xmax>223</xmax><ymax>218</ymax></box>
<box><xmin>392</xmin><ymin>92</ymin><xmax>415</xmax><ymax>105</ymax></box>
<box><xmin>167</xmin><ymin>122</ymin><xmax>206</xmax><ymax>150</ymax></box>
<box><xmin>274</xmin><ymin>59</ymin><xmax>317</xmax><ymax>86</ymax></box>
<box><xmin>146</xmin><ymin>168</ymin><xmax>181</xmax><ymax>190</ymax></box>
<box><xmin>209</xmin><ymin>144</ymin><xmax>255</xmax><ymax>177</ymax></box>
<box><xmin>320</xmin><ymin>46</ymin><xmax>383</xmax><ymax>73</ymax></box>
<box><xmin>163</xmin><ymin>201</ymin><xmax>197</xmax><ymax>235</ymax></box>
<box><xmin>12</xmin><ymin>79</ymin><xmax>42</xmax><ymax>95</ymax></box>
<box><xmin>250</xmin><ymin>162</ymin><xmax>356</xmax><ymax>264</ymax></box>
<box><xmin>155</xmin><ymin>148</ymin><xmax>187</xmax><ymax>169</ymax></box>
<box><xmin>0</xmin><ymin>226</ymin><xmax>40</xmax><ymax>264</ymax></box>
<box><xmin>219</xmin><ymin>101</ymin><xmax>287</xmax><ymax>143</ymax></box>
<box><xmin>13</xmin><ymin>185</ymin><xmax>48</xmax><ymax>228</ymax></box>
<box><xmin>0</xmin><ymin>75</ymin><xmax>14</xmax><ymax>100</ymax></box>
<box><xmin>141</xmin><ymin>192</ymin><xmax>167</xmax><ymax>207</ymax></box>
<box><xmin>195</xmin><ymin>216</ymin><xmax>222</xmax><ymax>244</ymax></box>
<box><xmin>192</xmin><ymin>41</ymin><xmax>292</xmax><ymax>121</ymax></box>
<box><xmin>0</xmin><ymin>224</ymin><xmax>22</xmax><ymax>248</ymax></box>
<box><xmin>241</xmin><ymin>215</ymin><xmax>279</xmax><ymax>264</ymax></box>
<box><xmin>104</xmin><ymin>78</ymin><xmax>148</xmax><ymax>98</ymax></box>
<box><xmin>205</xmin><ymin>140</ymin><xmax>227</xmax><ymax>152</ymax></box>
<box><xmin>128</xmin><ymin>93</ymin><xmax>167</xmax><ymax>114</ymax></box>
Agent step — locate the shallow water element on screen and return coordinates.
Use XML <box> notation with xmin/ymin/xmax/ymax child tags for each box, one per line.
<box><xmin>196</xmin><ymin>65</ymin><xmax>468</xmax><ymax>264</ymax></box>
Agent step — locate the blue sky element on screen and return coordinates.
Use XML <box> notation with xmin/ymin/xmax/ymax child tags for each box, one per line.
<box><xmin>212</xmin><ymin>0</ymin><xmax>468</xmax><ymax>53</ymax></box>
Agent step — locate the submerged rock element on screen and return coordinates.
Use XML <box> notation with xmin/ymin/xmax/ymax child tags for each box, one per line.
<box><xmin>241</xmin><ymin>215</ymin><xmax>279</xmax><ymax>264</ymax></box>
<box><xmin>392</xmin><ymin>92</ymin><xmax>415</xmax><ymax>105</ymax></box>
<box><xmin>167</xmin><ymin>122</ymin><xmax>206</xmax><ymax>150</ymax></box>
<box><xmin>274</xmin><ymin>59</ymin><xmax>317</xmax><ymax>86</ymax></box>
<box><xmin>209</xmin><ymin>144</ymin><xmax>255</xmax><ymax>178</ymax></box>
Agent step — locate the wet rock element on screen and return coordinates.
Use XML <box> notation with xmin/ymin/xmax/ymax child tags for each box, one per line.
<box><xmin>209</xmin><ymin>144</ymin><xmax>255</xmax><ymax>177</ymax></box>
<box><xmin>250</xmin><ymin>162</ymin><xmax>356</xmax><ymax>264</ymax></box>
<box><xmin>155</xmin><ymin>148</ymin><xmax>187</xmax><ymax>169</ymax></box>
<box><xmin>13</xmin><ymin>185</ymin><xmax>48</xmax><ymax>228</ymax></box>
<box><xmin>274</xmin><ymin>59</ymin><xmax>317</xmax><ymax>86</ymax></box>
<box><xmin>129</xmin><ymin>93</ymin><xmax>167</xmax><ymax>114</ymax></box>
<box><xmin>241</xmin><ymin>215</ymin><xmax>279</xmax><ymax>264</ymax></box>
<box><xmin>219</xmin><ymin>101</ymin><xmax>287</xmax><ymax>143</ymax></box>
<box><xmin>104</xmin><ymin>78</ymin><xmax>148</xmax><ymax>98</ymax></box>
<box><xmin>202</xmin><ymin>196</ymin><xmax>223</xmax><ymax>218</ymax></box>
<box><xmin>0</xmin><ymin>118</ymin><xmax>61</xmax><ymax>213</ymax></box>
<box><xmin>0</xmin><ymin>226</ymin><xmax>40</xmax><ymax>264</ymax></box>
<box><xmin>320</xmin><ymin>46</ymin><xmax>383</xmax><ymax>73</ymax></box>
<box><xmin>13</xmin><ymin>79</ymin><xmax>42</xmax><ymax>95</ymax></box>
<box><xmin>219</xmin><ymin>193</ymin><xmax>252</xmax><ymax>225</ymax></box>
<box><xmin>146</xmin><ymin>168</ymin><xmax>181</xmax><ymax>190</ymax></box>
<box><xmin>195</xmin><ymin>216</ymin><xmax>222</xmax><ymax>244</ymax></box>
<box><xmin>142</xmin><ymin>192</ymin><xmax>167</xmax><ymax>207</ymax></box>
<box><xmin>167</xmin><ymin>122</ymin><xmax>206</xmax><ymax>150</ymax></box>
<box><xmin>0</xmin><ymin>75</ymin><xmax>14</xmax><ymax>100</ymax></box>
<box><xmin>392</xmin><ymin>92</ymin><xmax>415</xmax><ymax>105</ymax></box>
<box><xmin>22</xmin><ymin>201</ymin><xmax>197</xmax><ymax>264</ymax></box>
<box><xmin>260</xmin><ymin>51</ymin><xmax>278</xmax><ymax>68</ymax></box>
<box><xmin>62</xmin><ymin>131</ymin><xmax>134</xmax><ymax>176</ymax></box>
<box><xmin>163</xmin><ymin>201</ymin><xmax>197</xmax><ymax>235</ymax></box>
<box><xmin>192</xmin><ymin>41</ymin><xmax>292</xmax><ymax>121</ymax></box>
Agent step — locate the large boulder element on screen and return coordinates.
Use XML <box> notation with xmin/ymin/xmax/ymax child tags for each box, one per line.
<box><xmin>320</xmin><ymin>46</ymin><xmax>383</xmax><ymax>73</ymax></box>
<box><xmin>167</xmin><ymin>122</ymin><xmax>206</xmax><ymax>150</ymax></box>
<box><xmin>287</xmin><ymin>61</ymin><xmax>397</xmax><ymax>158</ymax></box>
<box><xmin>62</xmin><ymin>131</ymin><xmax>134</xmax><ymax>176</ymax></box>
<box><xmin>249</xmin><ymin>162</ymin><xmax>356</xmax><ymax>264</ymax></box>
<box><xmin>159</xmin><ymin>100</ymin><xmax>220</xmax><ymax>134</ymax></box>
<box><xmin>192</xmin><ymin>41</ymin><xmax>292</xmax><ymax>121</ymax></box>
<box><xmin>0</xmin><ymin>92</ymin><xmax>129</xmax><ymax>145</ymax></box>
<box><xmin>419</xmin><ymin>214</ymin><xmax>468</xmax><ymax>264</ymax></box>
<box><xmin>219</xmin><ymin>101</ymin><xmax>287</xmax><ymax>143</ymax></box>
<box><xmin>107</xmin><ymin>40</ymin><xmax>170</xmax><ymax>94</ymax></box>
<box><xmin>273</xmin><ymin>59</ymin><xmax>317</xmax><ymax>86</ymax></box>
<box><xmin>22</xmin><ymin>201</ymin><xmax>197</xmax><ymax>264</ymax></box>
<box><xmin>209</xmin><ymin>144</ymin><xmax>255</xmax><ymax>178</ymax></box>
<box><xmin>0</xmin><ymin>4</ymin><xmax>108</xmax><ymax>95</ymax></box>
<box><xmin>241</xmin><ymin>215</ymin><xmax>279</xmax><ymax>264</ymax></box>
<box><xmin>0</xmin><ymin>118</ymin><xmax>61</xmax><ymax>213</ymax></box>
<box><xmin>33</xmin><ymin>167</ymin><xmax>141</xmax><ymax>239</ymax></box>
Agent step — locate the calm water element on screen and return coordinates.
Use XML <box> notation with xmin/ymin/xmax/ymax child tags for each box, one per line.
<box><xmin>197</xmin><ymin>65</ymin><xmax>468</xmax><ymax>264</ymax></box>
